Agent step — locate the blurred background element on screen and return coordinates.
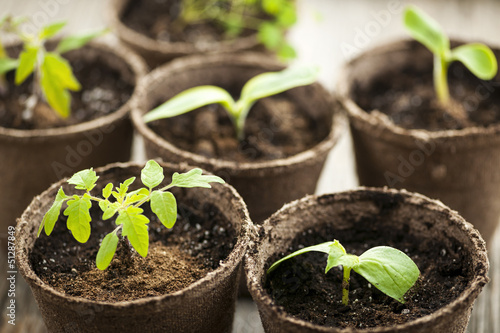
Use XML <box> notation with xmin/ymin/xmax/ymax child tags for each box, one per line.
<box><xmin>0</xmin><ymin>0</ymin><xmax>498</xmax><ymax>332</ymax></box>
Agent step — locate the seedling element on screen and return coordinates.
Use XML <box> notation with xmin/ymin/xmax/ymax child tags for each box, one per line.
<box><xmin>178</xmin><ymin>0</ymin><xmax>297</xmax><ymax>59</ymax></box>
<box><xmin>0</xmin><ymin>15</ymin><xmax>107</xmax><ymax>119</ymax></box>
<box><xmin>37</xmin><ymin>160</ymin><xmax>224</xmax><ymax>270</ymax></box>
<box><xmin>143</xmin><ymin>65</ymin><xmax>318</xmax><ymax>140</ymax></box>
<box><xmin>403</xmin><ymin>5</ymin><xmax>498</xmax><ymax>105</ymax></box>
<box><xmin>267</xmin><ymin>240</ymin><xmax>420</xmax><ymax>306</ymax></box>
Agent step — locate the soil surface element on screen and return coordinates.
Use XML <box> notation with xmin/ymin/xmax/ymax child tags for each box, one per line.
<box><xmin>264</xmin><ymin>216</ymin><xmax>471</xmax><ymax>329</ymax></box>
<box><xmin>30</xmin><ymin>200</ymin><xmax>236</xmax><ymax>302</ymax></box>
<box><xmin>0</xmin><ymin>55</ymin><xmax>133</xmax><ymax>130</ymax></box>
<box><xmin>352</xmin><ymin>61</ymin><xmax>500</xmax><ymax>131</ymax></box>
<box><xmin>121</xmin><ymin>0</ymin><xmax>254</xmax><ymax>45</ymax></box>
<box><xmin>149</xmin><ymin>95</ymin><xmax>328</xmax><ymax>162</ymax></box>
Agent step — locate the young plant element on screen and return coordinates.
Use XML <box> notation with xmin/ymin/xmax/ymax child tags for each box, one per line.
<box><xmin>37</xmin><ymin>160</ymin><xmax>224</xmax><ymax>270</ymax></box>
<box><xmin>0</xmin><ymin>15</ymin><xmax>107</xmax><ymax>119</ymax></box>
<box><xmin>179</xmin><ymin>0</ymin><xmax>297</xmax><ymax>59</ymax></box>
<box><xmin>143</xmin><ymin>65</ymin><xmax>318</xmax><ymax>140</ymax></box>
<box><xmin>267</xmin><ymin>240</ymin><xmax>420</xmax><ymax>306</ymax></box>
<box><xmin>403</xmin><ymin>5</ymin><xmax>498</xmax><ymax>105</ymax></box>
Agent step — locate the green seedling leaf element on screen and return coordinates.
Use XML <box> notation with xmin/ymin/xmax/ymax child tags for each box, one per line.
<box><xmin>150</xmin><ymin>191</ymin><xmax>177</xmax><ymax>228</ymax></box>
<box><xmin>124</xmin><ymin>188</ymin><xmax>149</xmax><ymax>206</ymax></box>
<box><xmin>102</xmin><ymin>183</ymin><xmax>113</xmax><ymax>199</ymax></box>
<box><xmin>102</xmin><ymin>202</ymin><xmax>120</xmax><ymax>220</ymax></box>
<box><xmin>278</xmin><ymin>43</ymin><xmax>297</xmax><ymax>61</ymax></box>
<box><xmin>39</xmin><ymin>21</ymin><xmax>66</xmax><ymax>40</ymax></box>
<box><xmin>267</xmin><ymin>239</ymin><xmax>420</xmax><ymax>305</ymax></box>
<box><xmin>67</xmin><ymin>168</ymin><xmax>99</xmax><ymax>192</ymax></box>
<box><xmin>43</xmin><ymin>52</ymin><xmax>81</xmax><ymax>91</ymax></box>
<box><xmin>56</xmin><ymin>28</ymin><xmax>109</xmax><ymax>54</ymax></box>
<box><xmin>63</xmin><ymin>194</ymin><xmax>92</xmax><ymax>243</ymax></box>
<box><xmin>262</xmin><ymin>0</ymin><xmax>285</xmax><ymax>15</ymax></box>
<box><xmin>450</xmin><ymin>43</ymin><xmax>498</xmax><ymax>80</ymax></box>
<box><xmin>141</xmin><ymin>160</ymin><xmax>164</xmax><ymax>188</ymax></box>
<box><xmin>267</xmin><ymin>241</ymin><xmax>332</xmax><ymax>274</ymax></box>
<box><xmin>15</xmin><ymin>45</ymin><xmax>38</xmax><ymax>85</ymax></box>
<box><xmin>37</xmin><ymin>188</ymin><xmax>68</xmax><ymax>237</ymax></box>
<box><xmin>40</xmin><ymin>70</ymin><xmax>70</xmax><ymax>117</ymax></box>
<box><xmin>357</xmin><ymin>247</ymin><xmax>420</xmax><ymax>303</ymax></box>
<box><xmin>240</xmin><ymin>65</ymin><xmax>318</xmax><ymax>106</ymax></box>
<box><xmin>0</xmin><ymin>57</ymin><xmax>18</xmax><ymax>75</ymax></box>
<box><xmin>96</xmin><ymin>231</ymin><xmax>119</xmax><ymax>270</ymax></box>
<box><xmin>170</xmin><ymin>168</ymin><xmax>225</xmax><ymax>188</ymax></box>
<box><xmin>403</xmin><ymin>5</ymin><xmax>449</xmax><ymax>55</ymax></box>
<box><xmin>276</xmin><ymin>4</ymin><xmax>297</xmax><ymax>27</ymax></box>
<box><xmin>143</xmin><ymin>86</ymin><xmax>236</xmax><ymax>123</ymax></box>
<box><xmin>116</xmin><ymin>206</ymin><xmax>150</xmax><ymax>257</ymax></box>
<box><xmin>257</xmin><ymin>22</ymin><xmax>282</xmax><ymax>50</ymax></box>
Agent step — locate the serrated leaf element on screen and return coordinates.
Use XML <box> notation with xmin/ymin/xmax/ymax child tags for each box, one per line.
<box><xmin>103</xmin><ymin>202</ymin><xmax>120</xmax><ymax>220</ymax></box>
<box><xmin>403</xmin><ymin>5</ymin><xmax>449</xmax><ymax>56</ymax></box>
<box><xmin>102</xmin><ymin>183</ymin><xmax>113</xmax><ymax>199</ymax></box>
<box><xmin>116</xmin><ymin>177</ymin><xmax>135</xmax><ymax>199</ymax></box>
<box><xmin>37</xmin><ymin>188</ymin><xmax>68</xmax><ymax>237</ymax></box>
<box><xmin>116</xmin><ymin>206</ymin><xmax>149</xmax><ymax>257</ymax></box>
<box><xmin>141</xmin><ymin>160</ymin><xmax>164</xmax><ymax>188</ymax></box>
<box><xmin>124</xmin><ymin>188</ymin><xmax>149</xmax><ymax>206</ymax></box>
<box><xmin>99</xmin><ymin>200</ymin><xmax>108</xmax><ymax>212</ymax></box>
<box><xmin>43</xmin><ymin>52</ymin><xmax>81</xmax><ymax>91</ymax></box>
<box><xmin>63</xmin><ymin>194</ymin><xmax>92</xmax><ymax>243</ymax></box>
<box><xmin>356</xmin><ymin>247</ymin><xmax>420</xmax><ymax>303</ymax></box>
<box><xmin>67</xmin><ymin>168</ymin><xmax>99</xmax><ymax>192</ymax></box>
<box><xmin>143</xmin><ymin>86</ymin><xmax>236</xmax><ymax>123</ymax></box>
<box><xmin>267</xmin><ymin>241</ymin><xmax>332</xmax><ymax>274</ymax></box>
<box><xmin>150</xmin><ymin>191</ymin><xmax>177</xmax><ymax>228</ymax></box>
<box><xmin>15</xmin><ymin>45</ymin><xmax>38</xmax><ymax>85</ymax></box>
<box><xmin>56</xmin><ymin>28</ymin><xmax>109</xmax><ymax>54</ymax></box>
<box><xmin>450</xmin><ymin>43</ymin><xmax>498</xmax><ymax>80</ymax></box>
<box><xmin>96</xmin><ymin>231</ymin><xmax>119</xmax><ymax>270</ymax></box>
<box><xmin>39</xmin><ymin>21</ymin><xmax>66</xmax><ymax>40</ymax></box>
<box><xmin>0</xmin><ymin>57</ymin><xmax>18</xmax><ymax>75</ymax></box>
<box><xmin>170</xmin><ymin>168</ymin><xmax>225</xmax><ymax>188</ymax></box>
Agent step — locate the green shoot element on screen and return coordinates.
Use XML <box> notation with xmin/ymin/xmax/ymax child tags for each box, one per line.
<box><xmin>0</xmin><ymin>15</ymin><xmax>107</xmax><ymax>119</ymax></box>
<box><xmin>143</xmin><ymin>65</ymin><xmax>318</xmax><ymax>140</ymax></box>
<box><xmin>178</xmin><ymin>0</ymin><xmax>297</xmax><ymax>59</ymax></box>
<box><xmin>403</xmin><ymin>6</ymin><xmax>498</xmax><ymax>105</ymax></box>
<box><xmin>37</xmin><ymin>160</ymin><xmax>225</xmax><ymax>270</ymax></box>
<box><xmin>267</xmin><ymin>240</ymin><xmax>420</xmax><ymax>306</ymax></box>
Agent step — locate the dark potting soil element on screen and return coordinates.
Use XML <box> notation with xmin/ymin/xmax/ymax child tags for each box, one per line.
<box><xmin>30</xmin><ymin>200</ymin><xmax>236</xmax><ymax>302</ymax></box>
<box><xmin>149</xmin><ymin>95</ymin><xmax>327</xmax><ymax>162</ymax></box>
<box><xmin>352</xmin><ymin>61</ymin><xmax>500</xmax><ymax>131</ymax></box>
<box><xmin>264</xmin><ymin>217</ymin><xmax>471</xmax><ymax>329</ymax></box>
<box><xmin>121</xmin><ymin>0</ymin><xmax>254</xmax><ymax>44</ymax></box>
<box><xmin>0</xmin><ymin>56</ymin><xmax>133</xmax><ymax>130</ymax></box>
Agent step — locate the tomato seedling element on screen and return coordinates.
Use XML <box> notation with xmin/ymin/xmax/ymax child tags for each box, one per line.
<box><xmin>0</xmin><ymin>15</ymin><xmax>107</xmax><ymax>119</ymax></box>
<box><xmin>268</xmin><ymin>239</ymin><xmax>420</xmax><ymax>305</ymax></box>
<box><xmin>143</xmin><ymin>65</ymin><xmax>318</xmax><ymax>140</ymax></box>
<box><xmin>403</xmin><ymin>5</ymin><xmax>498</xmax><ymax>105</ymax></box>
<box><xmin>37</xmin><ymin>160</ymin><xmax>224</xmax><ymax>270</ymax></box>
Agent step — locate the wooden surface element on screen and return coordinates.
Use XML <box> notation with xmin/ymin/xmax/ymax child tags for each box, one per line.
<box><xmin>0</xmin><ymin>0</ymin><xmax>499</xmax><ymax>332</ymax></box>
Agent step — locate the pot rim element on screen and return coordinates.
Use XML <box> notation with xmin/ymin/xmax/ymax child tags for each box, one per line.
<box><xmin>245</xmin><ymin>187</ymin><xmax>489</xmax><ymax>332</ymax></box>
<box><xmin>131</xmin><ymin>52</ymin><xmax>346</xmax><ymax>174</ymax></box>
<box><xmin>0</xmin><ymin>39</ymin><xmax>147</xmax><ymax>141</ymax></box>
<box><xmin>107</xmin><ymin>0</ymin><xmax>261</xmax><ymax>56</ymax></box>
<box><xmin>16</xmin><ymin>160</ymin><xmax>253</xmax><ymax>308</ymax></box>
<box><xmin>337</xmin><ymin>38</ymin><xmax>500</xmax><ymax>148</ymax></box>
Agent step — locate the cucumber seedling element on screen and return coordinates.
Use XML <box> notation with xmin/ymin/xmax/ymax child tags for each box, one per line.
<box><xmin>267</xmin><ymin>239</ymin><xmax>420</xmax><ymax>305</ymax></box>
<box><xmin>143</xmin><ymin>65</ymin><xmax>318</xmax><ymax>140</ymax></box>
<box><xmin>403</xmin><ymin>5</ymin><xmax>498</xmax><ymax>105</ymax></box>
<box><xmin>0</xmin><ymin>15</ymin><xmax>107</xmax><ymax>119</ymax></box>
<box><xmin>37</xmin><ymin>160</ymin><xmax>224</xmax><ymax>270</ymax></box>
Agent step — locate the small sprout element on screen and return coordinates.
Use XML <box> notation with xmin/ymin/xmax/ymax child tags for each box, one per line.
<box><xmin>267</xmin><ymin>240</ymin><xmax>420</xmax><ymax>306</ymax></box>
<box><xmin>178</xmin><ymin>0</ymin><xmax>296</xmax><ymax>60</ymax></box>
<box><xmin>403</xmin><ymin>5</ymin><xmax>498</xmax><ymax>105</ymax></box>
<box><xmin>37</xmin><ymin>160</ymin><xmax>225</xmax><ymax>270</ymax></box>
<box><xmin>143</xmin><ymin>65</ymin><xmax>318</xmax><ymax>140</ymax></box>
<box><xmin>0</xmin><ymin>15</ymin><xmax>107</xmax><ymax>118</ymax></box>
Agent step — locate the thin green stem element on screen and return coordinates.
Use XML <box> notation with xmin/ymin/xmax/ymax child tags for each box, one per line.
<box><xmin>434</xmin><ymin>55</ymin><xmax>450</xmax><ymax>105</ymax></box>
<box><xmin>342</xmin><ymin>267</ymin><xmax>351</xmax><ymax>306</ymax></box>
